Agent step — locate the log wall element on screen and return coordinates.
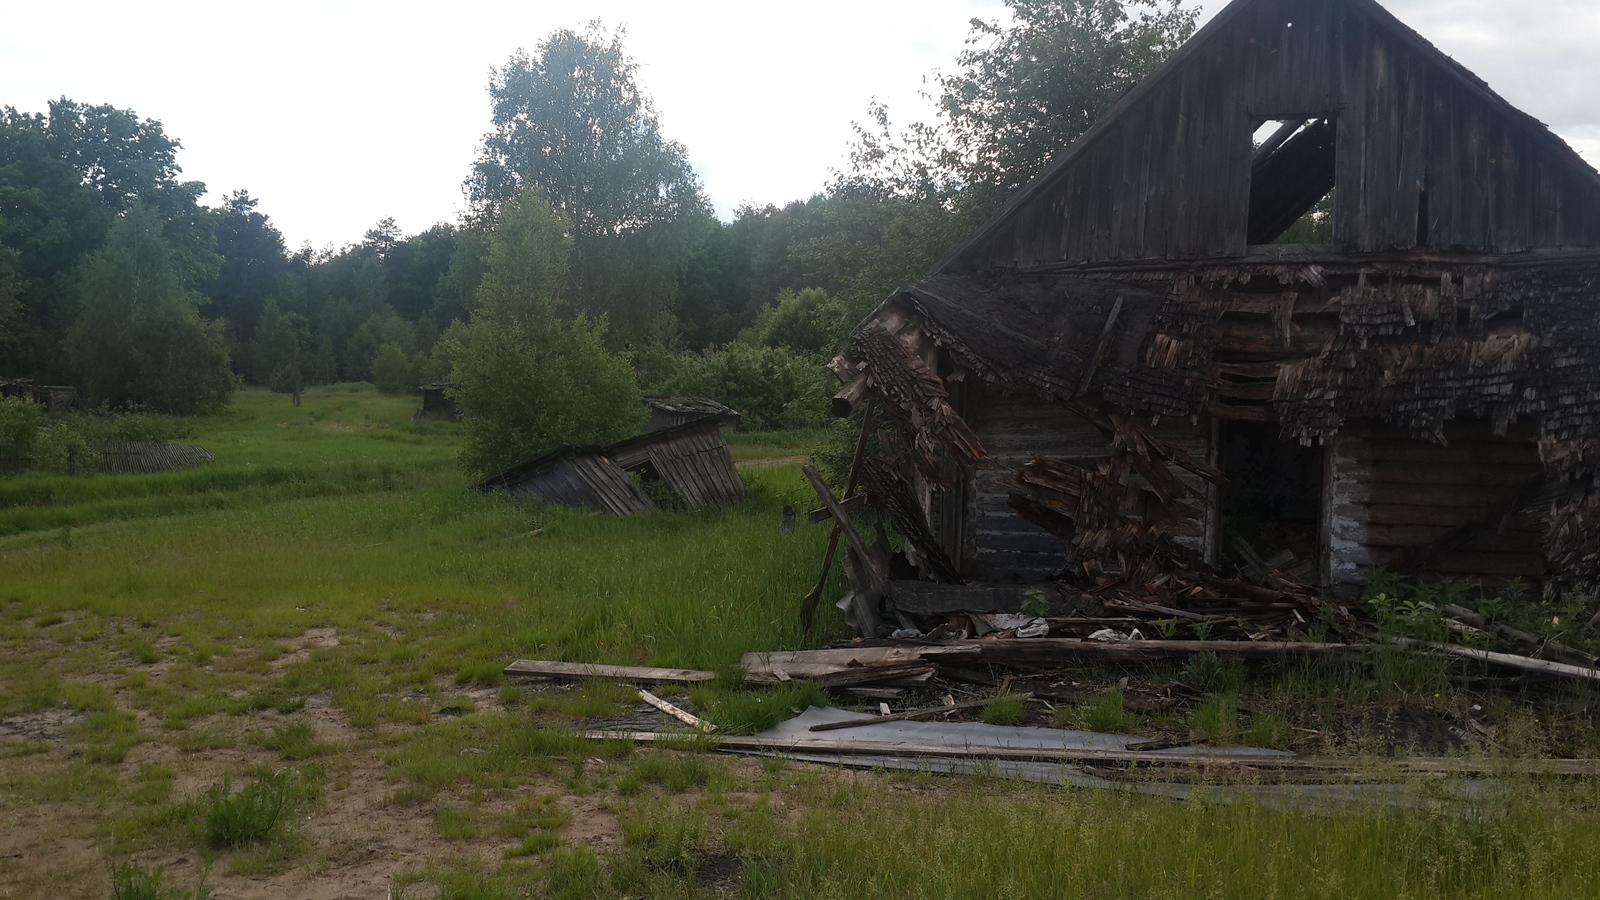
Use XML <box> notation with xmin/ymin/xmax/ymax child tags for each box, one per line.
<box><xmin>958</xmin><ymin>388</ymin><xmax>1213</xmax><ymax>581</ymax></box>
<box><xmin>1326</xmin><ymin>418</ymin><xmax>1546</xmax><ymax>587</ymax></box>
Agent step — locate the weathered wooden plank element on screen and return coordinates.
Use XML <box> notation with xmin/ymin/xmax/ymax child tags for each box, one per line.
<box><xmin>504</xmin><ymin>660</ymin><xmax>717</xmax><ymax>684</ymax></box>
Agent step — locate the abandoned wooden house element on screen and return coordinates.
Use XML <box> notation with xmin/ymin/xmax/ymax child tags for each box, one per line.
<box><xmin>642</xmin><ymin>397</ymin><xmax>740</xmax><ymax>434</ymax></box>
<box><xmin>0</xmin><ymin>379</ymin><xmax>83</xmax><ymax>413</ymax></box>
<box><xmin>829</xmin><ymin>0</ymin><xmax>1600</xmax><ymax>605</ymax></box>
<box><xmin>477</xmin><ymin>418</ymin><xmax>746</xmax><ymax>514</ymax></box>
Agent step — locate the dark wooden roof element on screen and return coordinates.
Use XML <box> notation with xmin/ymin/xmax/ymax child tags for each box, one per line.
<box><xmin>476</xmin><ymin>418</ymin><xmax>746</xmax><ymax>514</ymax></box>
<box><xmin>938</xmin><ymin>0</ymin><xmax>1600</xmax><ymax>272</ymax></box>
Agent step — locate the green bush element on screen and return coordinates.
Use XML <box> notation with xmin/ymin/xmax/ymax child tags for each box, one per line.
<box><xmin>451</xmin><ymin>189</ymin><xmax>644</xmax><ymax>477</ymax></box>
<box><xmin>982</xmin><ymin>693</ymin><xmax>1027</xmax><ymax>726</ymax></box>
<box><xmin>198</xmin><ymin>770</ymin><xmax>293</xmax><ymax>849</ymax></box>
<box><xmin>658</xmin><ymin>343</ymin><xmax>831</xmax><ymax>430</ymax></box>
<box><xmin>371</xmin><ymin>342</ymin><xmax>418</xmax><ymax>395</ymax></box>
<box><xmin>0</xmin><ymin>397</ymin><xmax>44</xmax><ymax>462</ymax></box>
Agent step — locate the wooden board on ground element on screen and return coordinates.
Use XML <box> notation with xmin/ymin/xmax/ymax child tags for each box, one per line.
<box><xmin>504</xmin><ymin>660</ymin><xmax>717</xmax><ymax>684</ymax></box>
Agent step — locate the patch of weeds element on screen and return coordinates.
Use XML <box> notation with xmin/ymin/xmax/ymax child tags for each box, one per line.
<box><xmin>455</xmin><ymin>658</ymin><xmax>504</xmax><ymax>686</ymax></box>
<box><xmin>526</xmin><ymin>679</ymin><xmax>638</xmax><ymax>720</ymax></box>
<box><xmin>62</xmin><ymin>681</ymin><xmax>117</xmax><ymax>712</ymax></box>
<box><xmin>1178</xmin><ymin>652</ymin><xmax>1246</xmax><ymax>694</ymax></box>
<box><xmin>505</xmin><ymin>831</ymin><xmax>562</xmax><ymax>857</ymax></box>
<box><xmin>174</xmin><ymin>723</ymin><xmax>236</xmax><ymax>753</ymax></box>
<box><xmin>127</xmin><ymin>640</ymin><xmax>162</xmax><ymax>665</ymax></box>
<box><xmin>198</xmin><ymin>769</ymin><xmax>296</xmax><ymax>850</ymax></box>
<box><xmin>618</xmin><ymin>804</ymin><xmax>708</xmax><ymax>877</ymax></box>
<box><xmin>1059</xmin><ymin>688</ymin><xmax>1139</xmax><ymax>733</ymax></box>
<box><xmin>1245</xmin><ymin>713</ymin><xmax>1289</xmax><ymax>748</ymax></box>
<box><xmin>250</xmin><ymin>721</ymin><xmax>327</xmax><ymax>760</ymax></box>
<box><xmin>982</xmin><ymin>693</ymin><xmax>1027</xmax><ymax>726</ymax></box>
<box><xmin>759</xmin><ymin>756</ymin><xmax>787</xmax><ymax>774</ymax></box>
<box><xmin>495</xmin><ymin>794</ymin><xmax>571</xmax><ymax>837</ymax></box>
<box><xmin>436</xmin><ymin>805</ymin><xmax>481</xmax><ymax>840</ymax></box>
<box><xmin>1190</xmin><ymin>695</ymin><xmax>1241</xmax><ymax>743</ymax></box>
<box><xmin>542</xmin><ymin>847</ymin><xmax>605</xmax><ymax>900</ymax></box>
<box><xmin>69</xmin><ymin>709</ymin><xmax>144</xmax><ymax>763</ymax></box>
<box><xmin>693</xmin><ymin>681</ymin><xmax>829</xmax><ymax>735</ymax></box>
<box><xmin>434</xmin><ymin>870</ymin><xmax>518</xmax><ymax>900</ymax></box>
<box><xmin>33</xmin><ymin>612</ymin><xmax>65</xmax><ymax>628</ymax></box>
<box><xmin>498</xmin><ymin>685</ymin><xmax>524</xmax><ymax>707</ymax></box>
<box><xmin>130</xmin><ymin>765</ymin><xmax>177</xmax><ymax>805</ymax></box>
<box><xmin>108</xmin><ymin>860</ymin><xmax>206</xmax><ymax>900</ymax></box>
<box><xmin>617</xmin><ymin>753</ymin><xmax>714</xmax><ymax>795</ymax></box>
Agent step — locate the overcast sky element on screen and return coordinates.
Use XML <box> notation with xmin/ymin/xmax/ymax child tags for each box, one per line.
<box><xmin>3</xmin><ymin>0</ymin><xmax>1597</xmax><ymax>250</ymax></box>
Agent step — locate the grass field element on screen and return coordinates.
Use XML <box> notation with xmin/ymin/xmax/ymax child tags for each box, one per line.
<box><xmin>2</xmin><ymin>387</ymin><xmax>1599</xmax><ymax>899</ymax></box>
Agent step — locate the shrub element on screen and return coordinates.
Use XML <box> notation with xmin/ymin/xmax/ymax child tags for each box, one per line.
<box><xmin>199</xmin><ymin>770</ymin><xmax>293</xmax><ymax>849</ymax></box>
<box><xmin>371</xmin><ymin>342</ymin><xmax>418</xmax><ymax>395</ymax></box>
<box><xmin>0</xmin><ymin>397</ymin><xmax>45</xmax><ymax>461</ymax></box>
<box><xmin>657</xmin><ymin>342</ymin><xmax>831</xmax><ymax>430</ymax></box>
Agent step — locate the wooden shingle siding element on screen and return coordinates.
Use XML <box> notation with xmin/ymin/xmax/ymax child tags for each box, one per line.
<box><xmin>1326</xmin><ymin>419</ymin><xmax>1546</xmax><ymax>586</ymax></box>
<box><xmin>962</xmin><ymin>388</ymin><xmax>1212</xmax><ymax>582</ymax></box>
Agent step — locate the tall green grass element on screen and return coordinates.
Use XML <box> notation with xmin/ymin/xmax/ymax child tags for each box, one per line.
<box><xmin>0</xmin><ymin>386</ymin><xmax>460</xmax><ymax>535</ymax></box>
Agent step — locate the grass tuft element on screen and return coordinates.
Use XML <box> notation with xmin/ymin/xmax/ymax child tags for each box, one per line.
<box><xmin>981</xmin><ymin>693</ymin><xmax>1027</xmax><ymax>726</ymax></box>
<box><xmin>198</xmin><ymin>769</ymin><xmax>294</xmax><ymax>850</ymax></box>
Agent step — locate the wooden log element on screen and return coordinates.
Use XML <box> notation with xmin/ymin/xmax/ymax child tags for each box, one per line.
<box><xmin>503</xmin><ymin>660</ymin><xmax>717</xmax><ymax>684</ymax></box>
<box><xmin>807</xmin><ymin>664</ymin><xmax>937</xmax><ymax>689</ymax></box>
<box><xmin>1075</xmin><ymin>296</ymin><xmax>1123</xmax><ymax>397</ymax></box>
<box><xmin>637</xmin><ymin>689</ymin><xmax>716</xmax><ymax>731</ymax></box>
<box><xmin>1392</xmin><ymin>638</ymin><xmax>1600</xmax><ymax>683</ymax></box>
<box><xmin>587</xmin><ymin>731</ymin><xmax>1600</xmax><ymax>778</ymax></box>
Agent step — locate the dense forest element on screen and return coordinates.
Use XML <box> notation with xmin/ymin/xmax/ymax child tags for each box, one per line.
<box><xmin>0</xmin><ymin>0</ymin><xmax>1196</xmax><ymax>462</ymax></box>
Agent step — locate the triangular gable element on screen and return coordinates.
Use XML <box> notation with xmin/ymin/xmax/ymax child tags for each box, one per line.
<box><xmin>939</xmin><ymin>0</ymin><xmax>1600</xmax><ymax>273</ymax></box>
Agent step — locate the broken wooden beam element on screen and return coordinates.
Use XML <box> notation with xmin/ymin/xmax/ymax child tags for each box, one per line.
<box><xmin>503</xmin><ymin>660</ymin><xmax>717</xmax><ymax>685</ymax></box>
<box><xmin>832</xmin><ymin>374</ymin><xmax>869</xmax><ymax>418</ymax></box>
<box><xmin>1390</xmin><ymin>638</ymin><xmax>1600</xmax><ymax>683</ymax></box>
<box><xmin>637</xmin><ymin>689</ymin><xmax>716</xmax><ymax>732</ymax></box>
<box><xmin>807</xmin><ymin>493</ymin><xmax>869</xmax><ymax>524</ymax></box>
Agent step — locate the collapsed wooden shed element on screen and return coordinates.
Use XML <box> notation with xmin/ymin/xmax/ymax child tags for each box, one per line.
<box><xmin>476</xmin><ymin>419</ymin><xmax>746</xmax><ymax>514</ymax></box>
<box><xmin>642</xmin><ymin>397</ymin><xmax>740</xmax><ymax>434</ymax></box>
<box><xmin>831</xmin><ymin>0</ymin><xmax>1600</xmax><ymax>600</ymax></box>
<box><xmin>0</xmin><ymin>379</ymin><xmax>83</xmax><ymax>413</ymax></box>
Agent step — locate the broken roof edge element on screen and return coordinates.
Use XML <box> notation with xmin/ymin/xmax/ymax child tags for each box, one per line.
<box><xmin>474</xmin><ymin>416</ymin><xmax>741</xmax><ymax>494</ymax></box>
<box><xmin>929</xmin><ymin>0</ymin><xmax>1600</xmax><ymax>277</ymax></box>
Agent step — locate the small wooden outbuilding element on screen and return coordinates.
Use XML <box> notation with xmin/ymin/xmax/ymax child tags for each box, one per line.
<box><xmin>832</xmin><ymin>0</ymin><xmax>1600</xmax><ymax>598</ymax></box>
<box><xmin>415</xmin><ymin>383</ymin><xmax>459</xmax><ymax>421</ymax></box>
<box><xmin>476</xmin><ymin>419</ymin><xmax>746</xmax><ymax>514</ymax></box>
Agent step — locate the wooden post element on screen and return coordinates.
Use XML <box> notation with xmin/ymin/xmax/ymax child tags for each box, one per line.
<box><xmin>801</xmin><ymin>399</ymin><xmax>875</xmax><ymax>629</ymax></box>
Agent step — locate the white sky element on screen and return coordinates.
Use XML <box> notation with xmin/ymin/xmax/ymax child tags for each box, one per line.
<box><xmin>2</xmin><ymin>0</ymin><xmax>1597</xmax><ymax>251</ymax></box>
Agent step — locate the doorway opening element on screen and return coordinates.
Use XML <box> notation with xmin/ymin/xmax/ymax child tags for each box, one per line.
<box><xmin>1217</xmin><ymin>421</ymin><xmax>1323</xmax><ymax>576</ymax></box>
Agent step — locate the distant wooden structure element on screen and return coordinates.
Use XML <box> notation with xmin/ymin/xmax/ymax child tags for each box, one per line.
<box><xmin>830</xmin><ymin>0</ymin><xmax>1600</xmax><ymax>597</ymax></box>
<box><xmin>642</xmin><ymin>397</ymin><xmax>739</xmax><ymax>433</ymax></box>
<box><xmin>414</xmin><ymin>383</ymin><xmax>458</xmax><ymax>421</ymax></box>
<box><xmin>0</xmin><ymin>379</ymin><xmax>83</xmax><ymax>413</ymax></box>
<box><xmin>477</xmin><ymin>418</ymin><xmax>746</xmax><ymax>515</ymax></box>
<box><xmin>96</xmin><ymin>442</ymin><xmax>214</xmax><ymax>475</ymax></box>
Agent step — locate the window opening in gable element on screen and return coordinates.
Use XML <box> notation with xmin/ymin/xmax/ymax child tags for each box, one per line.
<box><xmin>1247</xmin><ymin>118</ymin><xmax>1337</xmax><ymax>245</ymax></box>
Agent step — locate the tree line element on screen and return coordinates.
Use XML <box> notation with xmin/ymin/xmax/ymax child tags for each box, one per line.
<box><xmin>0</xmin><ymin>1</ymin><xmax>1195</xmax><ymax>471</ymax></box>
